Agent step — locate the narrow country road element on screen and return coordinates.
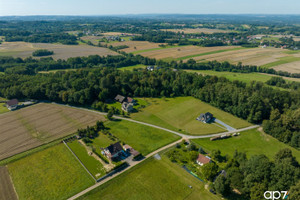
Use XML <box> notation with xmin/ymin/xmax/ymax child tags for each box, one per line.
<box><xmin>54</xmin><ymin>103</ymin><xmax>260</xmax><ymax>199</ymax></box>
<box><xmin>53</xmin><ymin>103</ymin><xmax>260</xmax><ymax>139</ymax></box>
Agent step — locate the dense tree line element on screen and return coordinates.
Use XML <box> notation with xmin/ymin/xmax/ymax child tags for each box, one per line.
<box><xmin>266</xmin><ymin>77</ymin><xmax>300</xmax><ymax>90</ymax></box>
<box><xmin>5</xmin><ymin>33</ymin><xmax>78</xmax><ymax>45</ymax></box>
<box><xmin>263</xmin><ymin>109</ymin><xmax>300</xmax><ymax>148</ymax></box>
<box><xmin>32</xmin><ymin>49</ymin><xmax>54</xmax><ymax>57</ymax></box>
<box><xmin>212</xmin><ymin>149</ymin><xmax>300</xmax><ymax>200</ymax></box>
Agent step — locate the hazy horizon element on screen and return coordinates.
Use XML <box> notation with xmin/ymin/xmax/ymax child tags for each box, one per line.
<box><xmin>1</xmin><ymin>0</ymin><xmax>300</xmax><ymax>16</ymax></box>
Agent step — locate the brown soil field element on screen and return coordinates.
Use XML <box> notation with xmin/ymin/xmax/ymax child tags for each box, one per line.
<box><xmin>273</xmin><ymin>61</ymin><xmax>300</xmax><ymax>73</ymax></box>
<box><xmin>0</xmin><ymin>166</ymin><xmax>18</xmax><ymax>200</ymax></box>
<box><xmin>110</xmin><ymin>41</ymin><xmax>164</xmax><ymax>53</ymax></box>
<box><xmin>102</xmin><ymin>32</ymin><xmax>138</xmax><ymax>36</ymax></box>
<box><xmin>139</xmin><ymin>45</ymin><xmax>238</xmax><ymax>60</ymax></box>
<box><xmin>161</xmin><ymin>28</ymin><xmax>230</xmax><ymax>34</ymax></box>
<box><xmin>0</xmin><ymin>103</ymin><xmax>105</xmax><ymax>161</ymax></box>
<box><xmin>0</xmin><ymin>42</ymin><xmax>118</xmax><ymax>59</ymax></box>
<box><xmin>191</xmin><ymin>47</ymin><xmax>289</xmax><ymax>66</ymax></box>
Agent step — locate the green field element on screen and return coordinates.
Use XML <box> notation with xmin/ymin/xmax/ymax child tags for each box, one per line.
<box><xmin>118</xmin><ymin>64</ymin><xmax>146</xmax><ymax>71</ymax></box>
<box><xmin>8</xmin><ymin>144</ymin><xmax>94</xmax><ymax>200</ymax></box>
<box><xmin>131</xmin><ymin>45</ymin><xmax>186</xmax><ymax>54</ymax></box>
<box><xmin>186</xmin><ymin>70</ymin><xmax>272</xmax><ymax>84</ymax></box>
<box><xmin>78</xmin><ymin>156</ymin><xmax>221</xmax><ymax>200</ymax></box>
<box><xmin>262</xmin><ymin>56</ymin><xmax>300</xmax><ymax>68</ymax></box>
<box><xmin>67</xmin><ymin>141</ymin><xmax>106</xmax><ymax>178</ymax></box>
<box><xmin>193</xmin><ymin>129</ymin><xmax>300</xmax><ymax>161</ymax></box>
<box><xmin>105</xmin><ymin>119</ymin><xmax>181</xmax><ymax>155</ymax></box>
<box><xmin>176</xmin><ymin>47</ymin><xmax>246</xmax><ymax>61</ymax></box>
<box><xmin>38</xmin><ymin>68</ymin><xmax>78</xmax><ymax>73</ymax></box>
<box><xmin>0</xmin><ymin>103</ymin><xmax>9</xmax><ymax>114</ymax></box>
<box><xmin>131</xmin><ymin>97</ymin><xmax>251</xmax><ymax>135</ymax></box>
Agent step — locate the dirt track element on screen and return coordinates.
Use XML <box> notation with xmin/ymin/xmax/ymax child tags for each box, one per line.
<box><xmin>0</xmin><ymin>166</ymin><xmax>18</xmax><ymax>200</ymax></box>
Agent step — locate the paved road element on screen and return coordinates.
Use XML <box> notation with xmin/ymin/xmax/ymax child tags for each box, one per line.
<box><xmin>67</xmin><ymin>139</ymin><xmax>182</xmax><ymax>200</ymax></box>
<box><xmin>53</xmin><ymin>103</ymin><xmax>259</xmax><ymax>139</ymax></box>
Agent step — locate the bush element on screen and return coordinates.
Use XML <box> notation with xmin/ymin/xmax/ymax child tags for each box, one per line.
<box><xmin>32</xmin><ymin>49</ymin><xmax>54</xmax><ymax>57</ymax></box>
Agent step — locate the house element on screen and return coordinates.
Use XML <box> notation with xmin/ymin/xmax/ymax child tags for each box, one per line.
<box><xmin>115</xmin><ymin>95</ymin><xmax>126</xmax><ymax>103</ymax></box>
<box><xmin>196</xmin><ymin>154</ymin><xmax>211</xmax><ymax>166</ymax></box>
<box><xmin>147</xmin><ymin>66</ymin><xmax>155</xmax><ymax>71</ymax></box>
<box><xmin>126</xmin><ymin>97</ymin><xmax>136</xmax><ymax>105</ymax></box>
<box><xmin>197</xmin><ymin>112</ymin><xmax>213</xmax><ymax>123</ymax></box>
<box><xmin>103</xmin><ymin>142</ymin><xmax>124</xmax><ymax>160</ymax></box>
<box><xmin>122</xmin><ymin>102</ymin><xmax>134</xmax><ymax>112</ymax></box>
<box><xmin>123</xmin><ymin>144</ymin><xmax>140</xmax><ymax>157</ymax></box>
<box><xmin>6</xmin><ymin>99</ymin><xmax>19</xmax><ymax>111</ymax></box>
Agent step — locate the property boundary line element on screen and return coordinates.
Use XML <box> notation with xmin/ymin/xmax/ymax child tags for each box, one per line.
<box><xmin>63</xmin><ymin>141</ymin><xmax>97</xmax><ymax>182</ymax></box>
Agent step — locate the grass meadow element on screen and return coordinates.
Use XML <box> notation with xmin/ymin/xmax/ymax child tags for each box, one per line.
<box><xmin>0</xmin><ymin>103</ymin><xmax>9</xmax><ymax>114</ymax></box>
<box><xmin>192</xmin><ymin>128</ymin><xmax>300</xmax><ymax>161</ymax></box>
<box><xmin>78</xmin><ymin>156</ymin><xmax>221</xmax><ymax>200</ymax></box>
<box><xmin>8</xmin><ymin>144</ymin><xmax>94</xmax><ymax>200</ymax></box>
<box><xmin>131</xmin><ymin>97</ymin><xmax>251</xmax><ymax>136</ymax></box>
<box><xmin>105</xmin><ymin>119</ymin><xmax>181</xmax><ymax>155</ymax></box>
<box><xmin>67</xmin><ymin>140</ymin><xmax>106</xmax><ymax>178</ymax></box>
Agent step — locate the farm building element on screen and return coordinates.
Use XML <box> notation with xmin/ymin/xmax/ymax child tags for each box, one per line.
<box><xmin>6</xmin><ymin>99</ymin><xmax>19</xmax><ymax>111</ymax></box>
<box><xmin>126</xmin><ymin>97</ymin><xmax>136</xmax><ymax>105</ymax></box>
<box><xmin>197</xmin><ymin>112</ymin><xmax>213</xmax><ymax>123</ymax></box>
<box><xmin>115</xmin><ymin>95</ymin><xmax>126</xmax><ymax>103</ymax></box>
<box><xmin>196</xmin><ymin>154</ymin><xmax>211</xmax><ymax>166</ymax></box>
<box><xmin>103</xmin><ymin>142</ymin><xmax>124</xmax><ymax>160</ymax></box>
<box><xmin>122</xmin><ymin>102</ymin><xmax>134</xmax><ymax>113</ymax></box>
<box><xmin>123</xmin><ymin>144</ymin><xmax>140</xmax><ymax>157</ymax></box>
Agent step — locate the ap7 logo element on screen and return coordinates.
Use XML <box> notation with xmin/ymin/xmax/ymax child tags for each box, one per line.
<box><xmin>264</xmin><ymin>191</ymin><xmax>289</xmax><ymax>200</ymax></box>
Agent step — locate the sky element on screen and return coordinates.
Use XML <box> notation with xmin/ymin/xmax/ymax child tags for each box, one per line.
<box><xmin>1</xmin><ymin>0</ymin><xmax>300</xmax><ymax>16</ymax></box>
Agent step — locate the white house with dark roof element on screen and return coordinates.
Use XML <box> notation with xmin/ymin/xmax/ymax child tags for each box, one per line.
<box><xmin>6</xmin><ymin>99</ymin><xmax>19</xmax><ymax>111</ymax></box>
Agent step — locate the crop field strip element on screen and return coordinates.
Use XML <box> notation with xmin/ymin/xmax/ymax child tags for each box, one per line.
<box><xmin>0</xmin><ymin>41</ymin><xmax>118</xmax><ymax>59</ymax></box>
<box><xmin>0</xmin><ymin>166</ymin><xmax>18</xmax><ymax>200</ymax></box>
<box><xmin>0</xmin><ymin>103</ymin><xmax>105</xmax><ymax>161</ymax></box>
<box><xmin>138</xmin><ymin>45</ymin><xmax>241</xmax><ymax>60</ymax></box>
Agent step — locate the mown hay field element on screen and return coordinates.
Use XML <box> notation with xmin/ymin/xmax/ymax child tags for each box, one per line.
<box><xmin>0</xmin><ymin>41</ymin><xmax>118</xmax><ymax>59</ymax></box>
<box><xmin>110</xmin><ymin>41</ymin><xmax>164</xmax><ymax>53</ymax></box>
<box><xmin>272</xmin><ymin>60</ymin><xmax>300</xmax><ymax>73</ymax></box>
<box><xmin>8</xmin><ymin>144</ymin><xmax>94</xmax><ymax>200</ymax></box>
<box><xmin>161</xmin><ymin>28</ymin><xmax>230</xmax><ymax>34</ymax></box>
<box><xmin>139</xmin><ymin>45</ymin><xmax>240</xmax><ymax>60</ymax></box>
<box><xmin>0</xmin><ymin>166</ymin><xmax>18</xmax><ymax>200</ymax></box>
<box><xmin>0</xmin><ymin>103</ymin><xmax>105</xmax><ymax>160</ymax></box>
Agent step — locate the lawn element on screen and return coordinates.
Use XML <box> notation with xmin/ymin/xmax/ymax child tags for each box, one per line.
<box><xmin>0</xmin><ymin>103</ymin><xmax>9</xmax><ymax>114</ymax></box>
<box><xmin>105</xmin><ymin>119</ymin><xmax>181</xmax><ymax>155</ymax></box>
<box><xmin>262</xmin><ymin>56</ymin><xmax>300</xmax><ymax>68</ymax></box>
<box><xmin>192</xmin><ymin>128</ymin><xmax>300</xmax><ymax>161</ymax></box>
<box><xmin>118</xmin><ymin>64</ymin><xmax>146</xmax><ymax>71</ymax></box>
<box><xmin>78</xmin><ymin>156</ymin><xmax>221</xmax><ymax>200</ymax></box>
<box><xmin>8</xmin><ymin>144</ymin><xmax>94</xmax><ymax>200</ymax></box>
<box><xmin>67</xmin><ymin>140</ymin><xmax>106</xmax><ymax>178</ymax></box>
<box><xmin>131</xmin><ymin>97</ymin><xmax>251</xmax><ymax>136</ymax></box>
